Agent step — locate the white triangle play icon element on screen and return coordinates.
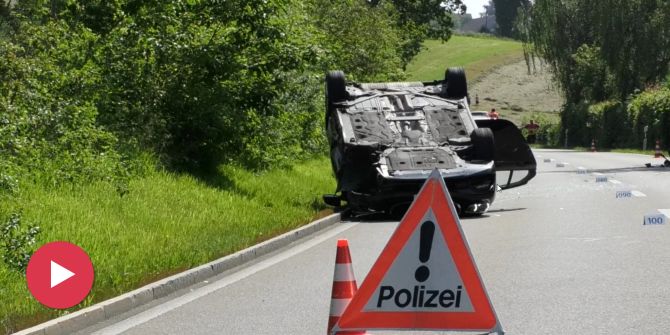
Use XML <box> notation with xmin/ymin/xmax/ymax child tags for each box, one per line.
<box><xmin>51</xmin><ymin>260</ymin><xmax>75</xmax><ymax>288</ymax></box>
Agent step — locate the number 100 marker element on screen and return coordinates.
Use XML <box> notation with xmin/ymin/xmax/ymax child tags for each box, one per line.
<box><xmin>644</xmin><ymin>214</ymin><xmax>667</xmax><ymax>225</ymax></box>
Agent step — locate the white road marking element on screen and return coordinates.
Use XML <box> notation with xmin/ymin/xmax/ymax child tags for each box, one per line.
<box><xmin>91</xmin><ymin>222</ymin><xmax>359</xmax><ymax>335</ymax></box>
<box><xmin>593</xmin><ymin>172</ymin><xmax>604</xmax><ymax>176</ymax></box>
<box><xmin>632</xmin><ymin>190</ymin><xmax>647</xmax><ymax>197</ymax></box>
<box><xmin>609</xmin><ymin>179</ymin><xmax>622</xmax><ymax>184</ymax></box>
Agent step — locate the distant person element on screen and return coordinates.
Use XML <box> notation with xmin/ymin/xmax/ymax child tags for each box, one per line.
<box><xmin>488</xmin><ymin>108</ymin><xmax>499</xmax><ymax>120</ymax></box>
<box><xmin>524</xmin><ymin>120</ymin><xmax>540</xmax><ymax>144</ymax></box>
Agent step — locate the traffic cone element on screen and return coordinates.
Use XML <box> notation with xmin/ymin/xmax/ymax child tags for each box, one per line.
<box><xmin>655</xmin><ymin>140</ymin><xmax>662</xmax><ymax>158</ymax></box>
<box><xmin>590</xmin><ymin>139</ymin><xmax>596</xmax><ymax>152</ymax></box>
<box><xmin>327</xmin><ymin>240</ymin><xmax>366</xmax><ymax>335</ymax></box>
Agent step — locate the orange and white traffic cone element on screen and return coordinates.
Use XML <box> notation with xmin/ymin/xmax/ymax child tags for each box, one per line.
<box><xmin>655</xmin><ymin>140</ymin><xmax>662</xmax><ymax>158</ymax></box>
<box><xmin>590</xmin><ymin>139</ymin><xmax>596</xmax><ymax>152</ymax></box>
<box><xmin>327</xmin><ymin>239</ymin><xmax>366</xmax><ymax>335</ymax></box>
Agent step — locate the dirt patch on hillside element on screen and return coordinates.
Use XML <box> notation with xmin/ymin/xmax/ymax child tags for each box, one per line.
<box><xmin>469</xmin><ymin>59</ymin><xmax>563</xmax><ymax>123</ymax></box>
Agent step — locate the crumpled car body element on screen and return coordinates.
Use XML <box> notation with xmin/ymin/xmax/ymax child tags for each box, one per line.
<box><xmin>323</xmin><ymin>69</ymin><xmax>536</xmax><ymax>216</ymax></box>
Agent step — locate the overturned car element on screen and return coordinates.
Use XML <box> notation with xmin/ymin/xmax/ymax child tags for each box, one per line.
<box><xmin>323</xmin><ymin>68</ymin><xmax>536</xmax><ymax>216</ymax></box>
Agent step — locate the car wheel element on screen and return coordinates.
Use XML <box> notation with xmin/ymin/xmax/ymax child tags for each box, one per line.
<box><xmin>326</xmin><ymin>71</ymin><xmax>347</xmax><ymax>106</ymax></box>
<box><xmin>444</xmin><ymin>67</ymin><xmax>468</xmax><ymax>99</ymax></box>
<box><xmin>471</xmin><ymin>127</ymin><xmax>495</xmax><ymax>162</ymax></box>
<box><xmin>325</xmin><ymin>70</ymin><xmax>347</xmax><ymax>128</ymax></box>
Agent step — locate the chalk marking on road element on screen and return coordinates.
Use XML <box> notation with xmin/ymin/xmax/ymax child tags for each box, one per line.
<box><xmin>615</xmin><ymin>190</ymin><xmax>633</xmax><ymax>199</ymax></box>
<box><xmin>609</xmin><ymin>179</ymin><xmax>622</xmax><ymax>184</ymax></box>
<box><xmin>657</xmin><ymin>209</ymin><xmax>670</xmax><ymax>218</ymax></box>
<box><xmin>566</xmin><ymin>237</ymin><xmax>605</xmax><ymax>243</ymax></box>
<box><xmin>644</xmin><ymin>213</ymin><xmax>667</xmax><ymax>225</ymax></box>
<box><xmin>90</xmin><ymin>222</ymin><xmax>359</xmax><ymax>335</ymax></box>
<box><xmin>632</xmin><ymin>190</ymin><xmax>646</xmax><ymax>197</ymax></box>
<box><xmin>595</xmin><ymin>175</ymin><xmax>608</xmax><ymax>183</ymax></box>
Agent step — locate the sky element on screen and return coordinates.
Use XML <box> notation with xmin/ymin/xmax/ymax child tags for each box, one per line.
<box><xmin>461</xmin><ymin>0</ymin><xmax>488</xmax><ymax>18</ymax></box>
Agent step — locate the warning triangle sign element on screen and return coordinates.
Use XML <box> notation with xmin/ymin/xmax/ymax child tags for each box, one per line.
<box><xmin>335</xmin><ymin>169</ymin><xmax>503</xmax><ymax>333</ymax></box>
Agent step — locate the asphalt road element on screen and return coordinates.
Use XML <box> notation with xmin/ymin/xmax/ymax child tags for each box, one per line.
<box><xmin>76</xmin><ymin>149</ymin><xmax>670</xmax><ymax>335</ymax></box>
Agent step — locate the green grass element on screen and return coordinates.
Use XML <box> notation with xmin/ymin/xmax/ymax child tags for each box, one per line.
<box><xmin>0</xmin><ymin>34</ymin><xmax>527</xmax><ymax>333</ymax></box>
<box><xmin>405</xmin><ymin>35</ymin><xmax>524</xmax><ymax>82</ymax></box>
<box><xmin>0</xmin><ymin>157</ymin><xmax>335</xmax><ymax>332</ymax></box>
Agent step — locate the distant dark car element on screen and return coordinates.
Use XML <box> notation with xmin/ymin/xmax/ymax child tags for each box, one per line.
<box><xmin>323</xmin><ymin>67</ymin><xmax>537</xmax><ymax>216</ymax></box>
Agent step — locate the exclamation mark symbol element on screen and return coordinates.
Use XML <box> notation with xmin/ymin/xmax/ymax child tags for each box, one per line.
<box><xmin>414</xmin><ymin>220</ymin><xmax>435</xmax><ymax>282</ymax></box>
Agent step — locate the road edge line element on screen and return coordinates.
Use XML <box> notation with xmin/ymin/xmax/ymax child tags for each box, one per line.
<box><xmin>13</xmin><ymin>212</ymin><xmax>342</xmax><ymax>335</ymax></box>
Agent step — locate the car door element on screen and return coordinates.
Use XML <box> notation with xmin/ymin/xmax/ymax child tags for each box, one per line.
<box><xmin>475</xmin><ymin>119</ymin><xmax>537</xmax><ymax>189</ymax></box>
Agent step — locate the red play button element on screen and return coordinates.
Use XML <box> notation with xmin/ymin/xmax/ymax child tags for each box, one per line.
<box><xmin>26</xmin><ymin>241</ymin><xmax>94</xmax><ymax>309</ymax></box>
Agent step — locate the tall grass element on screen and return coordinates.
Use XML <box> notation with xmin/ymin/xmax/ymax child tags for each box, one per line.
<box><xmin>0</xmin><ymin>157</ymin><xmax>334</xmax><ymax>332</ymax></box>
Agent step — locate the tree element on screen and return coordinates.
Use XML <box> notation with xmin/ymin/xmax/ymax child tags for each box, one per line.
<box><xmin>368</xmin><ymin>0</ymin><xmax>466</xmax><ymax>68</ymax></box>
<box><xmin>527</xmin><ymin>0</ymin><xmax>670</xmax><ymax>148</ymax></box>
<box><xmin>492</xmin><ymin>0</ymin><xmax>529</xmax><ymax>38</ymax></box>
<box><xmin>481</xmin><ymin>0</ymin><xmax>495</xmax><ymax>17</ymax></box>
<box><xmin>530</xmin><ymin>0</ymin><xmax>670</xmax><ymax>103</ymax></box>
<box><xmin>481</xmin><ymin>0</ymin><xmax>495</xmax><ymax>33</ymax></box>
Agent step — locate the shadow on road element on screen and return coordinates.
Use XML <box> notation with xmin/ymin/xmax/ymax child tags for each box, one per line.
<box><xmin>460</xmin><ymin>207</ymin><xmax>527</xmax><ymax>220</ymax></box>
<box><xmin>539</xmin><ymin>166</ymin><xmax>670</xmax><ymax>174</ymax></box>
<box><xmin>342</xmin><ymin>207</ymin><xmax>524</xmax><ymax>222</ymax></box>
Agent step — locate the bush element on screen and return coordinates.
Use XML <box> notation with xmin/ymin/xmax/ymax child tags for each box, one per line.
<box><xmin>628</xmin><ymin>87</ymin><xmax>670</xmax><ymax>149</ymax></box>
<box><xmin>0</xmin><ymin>212</ymin><xmax>40</xmax><ymax>273</ymax></box>
<box><xmin>559</xmin><ymin>102</ymin><xmax>591</xmax><ymax>147</ymax></box>
<box><xmin>1</xmin><ymin>0</ymin><xmax>452</xmax><ymax>182</ymax></box>
<box><xmin>0</xmin><ymin>23</ymin><xmax>126</xmax><ymax>187</ymax></box>
<box><xmin>519</xmin><ymin>113</ymin><xmax>560</xmax><ymax>146</ymax></box>
<box><xmin>588</xmin><ymin>100</ymin><xmax>629</xmax><ymax>149</ymax></box>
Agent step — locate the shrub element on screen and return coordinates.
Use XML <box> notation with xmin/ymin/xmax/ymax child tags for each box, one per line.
<box><xmin>559</xmin><ymin>102</ymin><xmax>591</xmax><ymax>147</ymax></box>
<box><xmin>0</xmin><ymin>212</ymin><xmax>40</xmax><ymax>273</ymax></box>
<box><xmin>519</xmin><ymin>113</ymin><xmax>560</xmax><ymax>146</ymax></box>
<box><xmin>588</xmin><ymin>100</ymin><xmax>629</xmax><ymax>149</ymax></box>
<box><xmin>628</xmin><ymin>87</ymin><xmax>670</xmax><ymax>148</ymax></box>
<box><xmin>0</xmin><ymin>23</ymin><xmax>126</xmax><ymax>187</ymax></box>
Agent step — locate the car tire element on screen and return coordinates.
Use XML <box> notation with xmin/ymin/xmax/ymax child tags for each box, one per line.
<box><xmin>444</xmin><ymin>67</ymin><xmax>468</xmax><ymax>99</ymax></box>
<box><xmin>471</xmin><ymin>127</ymin><xmax>495</xmax><ymax>162</ymax></box>
<box><xmin>326</xmin><ymin>70</ymin><xmax>347</xmax><ymax>105</ymax></box>
<box><xmin>325</xmin><ymin>70</ymin><xmax>347</xmax><ymax>128</ymax></box>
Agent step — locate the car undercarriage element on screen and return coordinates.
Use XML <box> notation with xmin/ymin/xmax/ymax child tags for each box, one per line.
<box><xmin>323</xmin><ymin>68</ymin><xmax>536</xmax><ymax>216</ymax></box>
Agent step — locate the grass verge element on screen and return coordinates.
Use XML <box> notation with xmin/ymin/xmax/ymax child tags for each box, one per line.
<box><xmin>0</xmin><ymin>157</ymin><xmax>334</xmax><ymax>333</ymax></box>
